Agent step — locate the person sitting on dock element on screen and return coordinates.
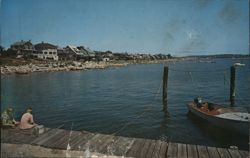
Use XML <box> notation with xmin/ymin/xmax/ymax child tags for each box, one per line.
<box><xmin>1</xmin><ymin>107</ymin><xmax>19</xmax><ymax>128</ymax></box>
<box><xmin>19</xmin><ymin>107</ymin><xmax>37</xmax><ymax>129</ymax></box>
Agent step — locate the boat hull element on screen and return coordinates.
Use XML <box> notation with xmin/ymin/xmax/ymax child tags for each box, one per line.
<box><xmin>187</xmin><ymin>104</ymin><xmax>249</xmax><ymax>136</ymax></box>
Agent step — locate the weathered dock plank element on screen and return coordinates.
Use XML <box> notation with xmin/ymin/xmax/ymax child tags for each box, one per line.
<box><xmin>86</xmin><ymin>134</ymin><xmax>101</xmax><ymax>151</ymax></box>
<box><xmin>100</xmin><ymin>135</ymin><xmax>119</xmax><ymax>155</ymax></box>
<box><xmin>30</xmin><ymin>128</ymin><xmax>60</xmax><ymax>145</ymax></box>
<box><xmin>2</xmin><ymin>128</ymin><xmax>18</xmax><ymax>143</ymax></box>
<box><xmin>1</xmin><ymin>127</ymin><xmax>249</xmax><ymax>158</ymax></box>
<box><xmin>207</xmin><ymin>146</ymin><xmax>220</xmax><ymax>158</ymax></box>
<box><xmin>145</xmin><ymin>140</ymin><xmax>156</xmax><ymax>158</ymax></box>
<box><xmin>111</xmin><ymin>136</ymin><xmax>135</xmax><ymax>156</ymax></box>
<box><xmin>71</xmin><ymin>132</ymin><xmax>95</xmax><ymax>150</ymax></box>
<box><xmin>1</xmin><ymin>130</ymin><xmax>9</xmax><ymax>143</ymax></box>
<box><xmin>239</xmin><ymin>150</ymin><xmax>249</xmax><ymax>158</ymax></box>
<box><xmin>34</xmin><ymin>129</ymin><xmax>65</xmax><ymax>146</ymax></box>
<box><xmin>166</xmin><ymin>142</ymin><xmax>178</xmax><ymax>158</ymax></box>
<box><xmin>228</xmin><ymin>149</ymin><xmax>243</xmax><ymax>158</ymax></box>
<box><xmin>56</xmin><ymin>130</ymin><xmax>81</xmax><ymax>149</ymax></box>
<box><xmin>47</xmin><ymin>130</ymin><xmax>71</xmax><ymax>149</ymax></box>
<box><xmin>177</xmin><ymin>143</ymin><xmax>187</xmax><ymax>158</ymax></box>
<box><xmin>187</xmin><ymin>144</ymin><xmax>198</xmax><ymax>158</ymax></box>
<box><xmin>197</xmin><ymin>145</ymin><xmax>209</xmax><ymax>158</ymax></box>
<box><xmin>152</xmin><ymin>140</ymin><xmax>162</xmax><ymax>158</ymax></box>
<box><xmin>158</xmin><ymin>141</ymin><xmax>168</xmax><ymax>158</ymax></box>
<box><xmin>42</xmin><ymin>129</ymin><xmax>69</xmax><ymax>148</ymax></box>
<box><xmin>12</xmin><ymin>129</ymin><xmax>36</xmax><ymax>144</ymax></box>
<box><xmin>97</xmin><ymin>135</ymin><xmax>115</xmax><ymax>154</ymax></box>
<box><xmin>217</xmin><ymin>148</ymin><xmax>232</xmax><ymax>158</ymax></box>
<box><xmin>88</xmin><ymin>134</ymin><xmax>114</xmax><ymax>153</ymax></box>
<box><xmin>126</xmin><ymin>138</ymin><xmax>145</xmax><ymax>157</ymax></box>
<box><xmin>65</xmin><ymin>131</ymin><xmax>82</xmax><ymax>147</ymax></box>
<box><xmin>138</xmin><ymin>139</ymin><xmax>151</xmax><ymax>158</ymax></box>
<box><xmin>2</xmin><ymin>128</ymin><xmax>38</xmax><ymax>145</ymax></box>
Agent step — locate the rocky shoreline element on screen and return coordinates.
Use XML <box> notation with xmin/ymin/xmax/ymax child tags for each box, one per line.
<box><xmin>1</xmin><ymin>59</ymin><xmax>175</xmax><ymax>75</ymax></box>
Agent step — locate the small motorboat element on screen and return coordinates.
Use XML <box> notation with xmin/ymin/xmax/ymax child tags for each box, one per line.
<box><xmin>187</xmin><ymin>98</ymin><xmax>250</xmax><ymax>136</ymax></box>
<box><xmin>234</xmin><ymin>63</ymin><xmax>245</xmax><ymax>67</ymax></box>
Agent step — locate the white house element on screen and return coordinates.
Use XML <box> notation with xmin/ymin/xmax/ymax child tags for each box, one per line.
<box><xmin>37</xmin><ymin>49</ymin><xmax>58</xmax><ymax>60</ymax></box>
<box><xmin>34</xmin><ymin>42</ymin><xmax>58</xmax><ymax>60</ymax></box>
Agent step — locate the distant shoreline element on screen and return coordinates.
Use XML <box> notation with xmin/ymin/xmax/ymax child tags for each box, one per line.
<box><xmin>0</xmin><ymin>58</ymin><xmax>178</xmax><ymax>75</ymax></box>
<box><xmin>1</xmin><ymin>55</ymin><xmax>249</xmax><ymax>75</ymax></box>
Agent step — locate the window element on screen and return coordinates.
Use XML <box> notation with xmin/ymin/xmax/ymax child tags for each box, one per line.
<box><xmin>44</xmin><ymin>52</ymin><xmax>47</xmax><ymax>54</ymax></box>
<box><xmin>49</xmin><ymin>52</ymin><xmax>52</xmax><ymax>54</ymax></box>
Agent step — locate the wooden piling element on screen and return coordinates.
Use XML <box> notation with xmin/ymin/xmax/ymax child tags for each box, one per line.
<box><xmin>230</xmin><ymin>66</ymin><xmax>236</xmax><ymax>106</ymax></box>
<box><xmin>163</xmin><ymin>66</ymin><xmax>168</xmax><ymax>112</ymax></box>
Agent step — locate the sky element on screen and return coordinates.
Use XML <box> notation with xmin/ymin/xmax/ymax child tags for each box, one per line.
<box><xmin>0</xmin><ymin>0</ymin><xmax>249</xmax><ymax>55</ymax></box>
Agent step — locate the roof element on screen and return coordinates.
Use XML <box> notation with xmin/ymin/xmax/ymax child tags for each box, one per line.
<box><xmin>35</xmin><ymin>42</ymin><xmax>57</xmax><ymax>50</ymax></box>
<box><xmin>67</xmin><ymin>45</ymin><xmax>80</xmax><ymax>54</ymax></box>
<box><xmin>12</xmin><ymin>40</ymin><xmax>33</xmax><ymax>46</ymax></box>
<box><xmin>78</xmin><ymin>46</ymin><xmax>95</xmax><ymax>57</ymax></box>
<box><xmin>66</xmin><ymin>45</ymin><xmax>95</xmax><ymax>57</ymax></box>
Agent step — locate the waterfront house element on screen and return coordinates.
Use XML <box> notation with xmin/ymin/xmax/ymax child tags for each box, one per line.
<box><xmin>64</xmin><ymin>45</ymin><xmax>81</xmax><ymax>60</ymax></box>
<box><xmin>10</xmin><ymin>40</ymin><xmax>35</xmax><ymax>57</ymax></box>
<box><xmin>77</xmin><ymin>46</ymin><xmax>95</xmax><ymax>61</ymax></box>
<box><xmin>113</xmin><ymin>53</ymin><xmax>133</xmax><ymax>60</ymax></box>
<box><xmin>57</xmin><ymin>48</ymin><xmax>73</xmax><ymax>61</ymax></box>
<box><xmin>34</xmin><ymin>42</ymin><xmax>58</xmax><ymax>60</ymax></box>
<box><xmin>64</xmin><ymin>45</ymin><xmax>95</xmax><ymax>61</ymax></box>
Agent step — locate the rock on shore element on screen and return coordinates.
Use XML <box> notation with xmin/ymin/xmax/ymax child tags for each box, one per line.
<box><xmin>1</xmin><ymin>61</ymin><xmax>129</xmax><ymax>75</ymax></box>
<box><xmin>1</xmin><ymin>59</ymin><xmax>177</xmax><ymax>75</ymax></box>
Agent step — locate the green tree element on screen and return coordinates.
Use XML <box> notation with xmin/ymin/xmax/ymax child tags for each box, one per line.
<box><xmin>167</xmin><ymin>54</ymin><xmax>172</xmax><ymax>59</ymax></box>
<box><xmin>0</xmin><ymin>45</ymin><xmax>4</xmax><ymax>52</ymax></box>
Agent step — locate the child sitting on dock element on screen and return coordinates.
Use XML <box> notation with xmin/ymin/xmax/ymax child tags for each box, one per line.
<box><xmin>19</xmin><ymin>107</ymin><xmax>37</xmax><ymax>129</ymax></box>
<box><xmin>1</xmin><ymin>107</ymin><xmax>19</xmax><ymax>128</ymax></box>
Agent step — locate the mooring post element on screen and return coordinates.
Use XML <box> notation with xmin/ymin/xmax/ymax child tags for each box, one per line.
<box><xmin>163</xmin><ymin>66</ymin><xmax>169</xmax><ymax>112</ymax></box>
<box><xmin>230</xmin><ymin>66</ymin><xmax>236</xmax><ymax>106</ymax></box>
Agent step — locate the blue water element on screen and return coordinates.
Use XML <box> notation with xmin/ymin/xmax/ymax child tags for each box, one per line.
<box><xmin>1</xmin><ymin>58</ymin><xmax>250</xmax><ymax>150</ymax></box>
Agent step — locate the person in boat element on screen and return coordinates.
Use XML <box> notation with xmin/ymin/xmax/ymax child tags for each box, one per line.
<box><xmin>1</xmin><ymin>107</ymin><xmax>19</xmax><ymax>127</ymax></box>
<box><xmin>19</xmin><ymin>107</ymin><xmax>37</xmax><ymax>129</ymax></box>
<box><xmin>194</xmin><ymin>97</ymin><xmax>203</xmax><ymax>108</ymax></box>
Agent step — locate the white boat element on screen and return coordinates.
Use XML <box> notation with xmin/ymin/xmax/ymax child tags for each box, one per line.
<box><xmin>187</xmin><ymin>99</ymin><xmax>250</xmax><ymax>136</ymax></box>
<box><xmin>234</xmin><ymin>63</ymin><xmax>245</xmax><ymax>67</ymax></box>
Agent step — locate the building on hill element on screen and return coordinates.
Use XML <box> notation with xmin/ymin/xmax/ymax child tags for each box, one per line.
<box><xmin>63</xmin><ymin>45</ymin><xmax>95</xmax><ymax>61</ymax></box>
<box><xmin>10</xmin><ymin>40</ymin><xmax>35</xmax><ymax>57</ymax></box>
<box><xmin>77</xmin><ymin>46</ymin><xmax>95</xmax><ymax>61</ymax></box>
<box><xmin>57</xmin><ymin>48</ymin><xmax>72</xmax><ymax>61</ymax></box>
<box><xmin>34</xmin><ymin>42</ymin><xmax>58</xmax><ymax>60</ymax></box>
<box><xmin>64</xmin><ymin>45</ymin><xmax>81</xmax><ymax>60</ymax></box>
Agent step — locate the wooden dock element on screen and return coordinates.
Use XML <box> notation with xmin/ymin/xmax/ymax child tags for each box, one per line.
<box><xmin>1</xmin><ymin>127</ymin><xmax>249</xmax><ymax>158</ymax></box>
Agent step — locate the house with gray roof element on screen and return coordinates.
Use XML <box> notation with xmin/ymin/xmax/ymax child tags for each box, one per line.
<box><xmin>10</xmin><ymin>40</ymin><xmax>35</xmax><ymax>57</ymax></box>
<box><xmin>34</xmin><ymin>42</ymin><xmax>58</xmax><ymax>60</ymax></box>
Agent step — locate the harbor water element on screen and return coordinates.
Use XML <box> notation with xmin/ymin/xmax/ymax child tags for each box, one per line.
<box><xmin>1</xmin><ymin>58</ymin><xmax>250</xmax><ymax>150</ymax></box>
